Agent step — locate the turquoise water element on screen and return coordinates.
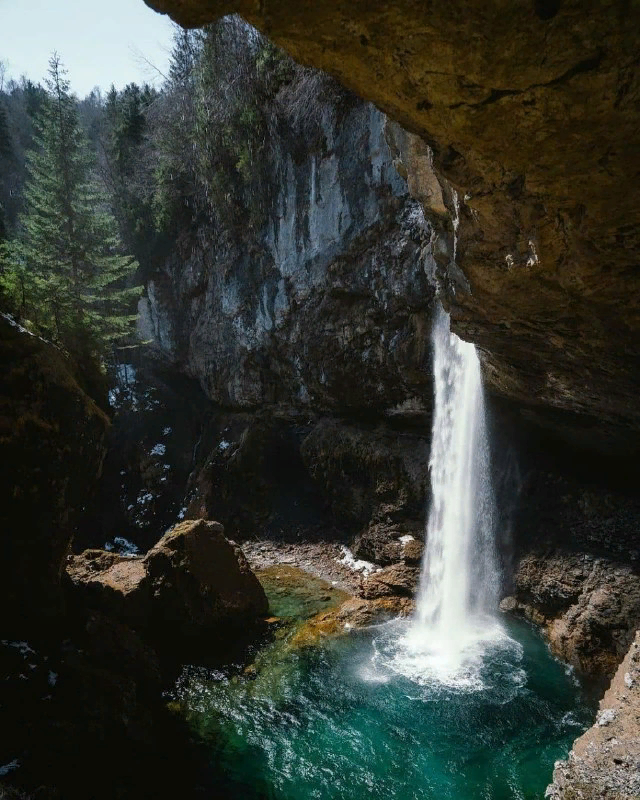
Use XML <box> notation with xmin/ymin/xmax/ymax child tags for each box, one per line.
<box><xmin>174</xmin><ymin>573</ymin><xmax>595</xmax><ymax>800</ymax></box>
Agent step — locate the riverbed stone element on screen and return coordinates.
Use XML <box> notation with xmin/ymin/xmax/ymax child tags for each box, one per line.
<box><xmin>360</xmin><ymin>563</ymin><xmax>419</xmax><ymax>600</ymax></box>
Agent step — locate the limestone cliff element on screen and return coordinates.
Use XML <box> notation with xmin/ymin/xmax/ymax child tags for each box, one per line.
<box><xmin>138</xmin><ymin>101</ymin><xmax>436</xmax><ymax>414</ymax></box>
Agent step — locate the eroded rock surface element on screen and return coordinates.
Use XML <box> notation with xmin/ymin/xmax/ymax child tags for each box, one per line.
<box><xmin>138</xmin><ymin>101</ymin><xmax>434</xmax><ymax>416</ymax></box>
<box><xmin>503</xmin><ymin>551</ymin><xmax>640</xmax><ymax>677</ymax></box>
<box><xmin>547</xmin><ymin>630</ymin><xmax>640</xmax><ymax>800</ymax></box>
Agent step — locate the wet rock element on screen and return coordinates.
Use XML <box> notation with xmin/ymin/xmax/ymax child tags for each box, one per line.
<box><xmin>507</xmin><ymin>551</ymin><xmax>640</xmax><ymax>677</ymax></box>
<box><xmin>401</xmin><ymin>537</ymin><xmax>424</xmax><ymax>564</ymax></box>
<box><xmin>546</xmin><ymin>631</ymin><xmax>640</xmax><ymax>799</ymax></box>
<box><xmin>360</xmin><ymin>563</ymin><xmax>419</xmax><ymax>599</ymax></box>
<box><xmin>352</xmin><ymin>521</ymin><xmax>423</xmax><ymax>566</ymax></box>
<box><xmin>291</xmin><ymin>595</ymin><xmax>415</xmax><ymax>647</ymax></box>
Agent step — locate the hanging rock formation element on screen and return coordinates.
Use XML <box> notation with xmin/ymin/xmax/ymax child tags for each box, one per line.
<box><xmin>145</xmin><ymin>0</ymin><xmax>640</xmax><ymax>453</ymax></box>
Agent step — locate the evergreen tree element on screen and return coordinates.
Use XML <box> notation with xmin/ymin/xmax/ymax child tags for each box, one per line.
<box><xmin>0</xmin><ymin>98</ymin><xmax>12</xmax><ymax>240</ymax></box>
<box><xmin>3</xmin><ymin>54</ymin><xmax>140</xmax><ymax>366</ymax></box>
<box><xmin>101</xmin><ymin>82</ymin><xmax>158</xmax><ymax>270</ymax></box>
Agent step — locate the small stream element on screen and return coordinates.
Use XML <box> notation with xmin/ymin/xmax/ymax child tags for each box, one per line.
<box><xmin>172</xmin><ymin>567</ymin><xmax>596</xmax><ymax>800</ymax></box>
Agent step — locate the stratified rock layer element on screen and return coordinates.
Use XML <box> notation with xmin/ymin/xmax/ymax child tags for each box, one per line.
<box><xmin>503</xmin><ymin>551</ymin><xmax>640</xmax><ymax>678</ymax></box>
<box><xmin>146</xmin><ymin>0</ymin><xmax>640</xmax><ymax>452</ymax></box>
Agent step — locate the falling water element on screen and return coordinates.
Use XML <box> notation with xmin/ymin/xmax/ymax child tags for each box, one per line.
<box><xmin>385</xmin><ymin>304</ymin><xmax>503</xmax><ymax>685</ymax></box>
<box><xmin>414</xmin><ymin>305</ymin><xmax>499</xmax><ymax>644</ymax></box>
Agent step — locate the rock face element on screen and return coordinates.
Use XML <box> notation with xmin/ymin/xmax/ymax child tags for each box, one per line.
<box><xmin>147</xmin><ymin>0</ymin><xmax>640</xmax><ymax>453</ymax></box>
<box><xmin>503</xmin><ymin>551</ymin><xmax>640</xmax><ymax>678</ymax></box>
<box><xmin>67</xmin><ymin>519</ymin><xmax>268</xmax><ymax>643</ymax></box>
<box><xmin>0</xmin><ymin>315</ymin><xmax>109</xmax><ymax>630</ymax></box>
<box><xmin>547</xmin><ymin>630</ymin><xmax>640</xmax><ymax>800</ymax></box>
<box><xmin>300</xmin><ymin>418</ymin><xmax>430</xmax><ymax>530</ymax></box>
<box><xmin>138</xmin><ymin>101</ymin><xmax>435</xmax><ymax>415</ymax></box>
<box><xmin>144</xmin><ymin>519</ymin><xmax>269</xmax><ymax>637</ymax></box>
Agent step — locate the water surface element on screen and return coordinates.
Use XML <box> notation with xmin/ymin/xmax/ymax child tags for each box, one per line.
<box><xmin>173</xmin><ymin>569</ymin><xmax>595</xmax><ymax>800</ymax></box>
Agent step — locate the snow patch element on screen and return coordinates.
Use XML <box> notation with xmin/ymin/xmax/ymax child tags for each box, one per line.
<box><xmin>218</xmin><ymin>439</ymin><xmax>230</xmax><ymax>451</ymax></box>
<box><xmin>149</xmin><ymin>443</ymin><xmax>166</xmax><ymax>457</ymax></box>
<box><xmin>104</xmin><ymin>536</ymin><xmax>139</xmax><ymax>556</ymax></box>
<box><xmin>0</xmin><ymin>760</ymin><xmax>20</xmax><ymax>777</ymax></box>
<box><xmin>338</xmin><ymin>546</ymin><xmax>377</xmax><ymax>576</ymax></box>
<box><xmin>2</xmin><ymin>640</ymin><xmax>35</xmax><ymax>657</ymax></box>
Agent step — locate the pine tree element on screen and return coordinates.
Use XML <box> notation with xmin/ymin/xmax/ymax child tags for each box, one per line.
<box><xmin>0</xmin><ymin>98</ymin><xmax>12</xmax><ymax>240</ymax></box>
<box><xmin>7</xmin><ymin>54</ymin><xmax>141</xmax><ymax>365</ymax></box>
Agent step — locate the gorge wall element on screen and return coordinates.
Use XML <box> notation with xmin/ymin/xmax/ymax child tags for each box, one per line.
<box><xmin>138</xmin><ymin>101</ymin><xmax>434</xmax><ymax>415</ymax></box>
<box><xmin>135</xmin><ymin>5</ymin><xmax>640</xmax><ymax>793</ymax></box>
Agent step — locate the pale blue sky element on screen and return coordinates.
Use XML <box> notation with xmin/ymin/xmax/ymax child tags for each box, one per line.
<box><xmin>0</xmin><ymin>0</ymin><xmax>176</xmax><ymax>96</ymax></box>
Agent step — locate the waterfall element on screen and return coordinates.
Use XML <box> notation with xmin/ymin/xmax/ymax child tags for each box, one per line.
<box><xmin>412</xmin><ymin>305</ymin><xmax>499</xmax><ymax>659</ymax></box>
<box><xmin>381</xmin><ymin>304</ymin><xmax>504</xmax><ymax>685</ymax></box>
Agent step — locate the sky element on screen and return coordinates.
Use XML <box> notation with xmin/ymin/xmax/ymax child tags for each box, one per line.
<box><xmin>0</xmin><ymin>0</ymin><xmax>176</xmax><ymax>97</ymax></box>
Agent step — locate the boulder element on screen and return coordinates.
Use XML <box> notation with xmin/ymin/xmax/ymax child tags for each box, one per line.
<box><xmin>143</xmin><ymin>519</ymin><xmax>269</xmax><ymax>637</ymax></box>
<box><xmin>66</xmin><ymin>520</ymin><xmax>268</xmax><ymax>643</ymax></box>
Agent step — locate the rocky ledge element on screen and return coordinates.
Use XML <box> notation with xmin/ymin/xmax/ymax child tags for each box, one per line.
<box><xmin>502</xmin><ymin>550</ymin><xmax>640</xmax><ymax>679</ymax></box>
<box><xmin>546</xmin><ymin>630</ymin><xmax>640</xmax><ymax>800</ymax></box>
